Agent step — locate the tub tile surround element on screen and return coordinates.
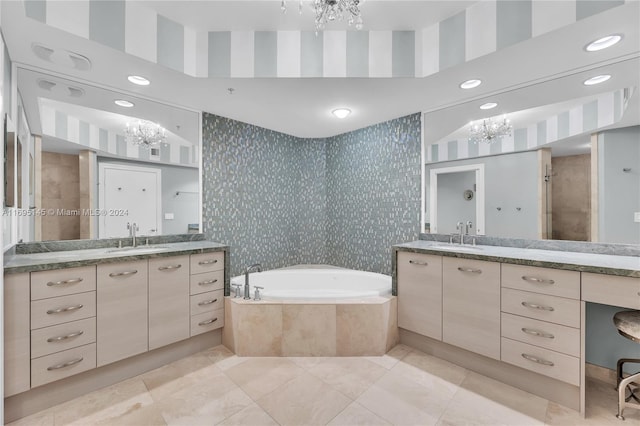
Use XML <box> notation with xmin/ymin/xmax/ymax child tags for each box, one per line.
<box><xmin>202</xmin><ymin>112</ymin><xmax>421</xmax><ymax>278</ymax></box>
<box><xmin>223</xmin><ymin>297</ymin><xmax>398</xmax><ymax>357</ymax></box>
<box><xmin>10</xmin><ymin>343</ymin><xmax>635</xmax><ymax>426</ymax></box>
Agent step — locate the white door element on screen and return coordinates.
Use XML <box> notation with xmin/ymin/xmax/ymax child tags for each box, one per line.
<box><xmin>99</xmin><ymin>163</ymin><xmax>162</xmax><ymax>238</ymax></box>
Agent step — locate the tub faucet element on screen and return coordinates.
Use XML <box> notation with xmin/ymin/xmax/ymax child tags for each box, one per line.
<box><xmin>244</xmin><ymin>264</ymin><xmax>262</xmax><ymax>300</ymax></box>
<box><xmin>127</xmin><ymin>222</ymin><xmax>139</xmax><ymax>247</ymax></box>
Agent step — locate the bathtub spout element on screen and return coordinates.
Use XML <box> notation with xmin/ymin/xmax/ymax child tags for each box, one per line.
<box><xmin>244</xmin><ymin>263</ymin><xmax>262</xmax><ymax>300</ymax></box>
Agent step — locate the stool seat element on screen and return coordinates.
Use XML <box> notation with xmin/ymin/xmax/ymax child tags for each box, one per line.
<box><xmin>614</xmin><ymin>311</ymin><xmax>640</xmax><ymax>343</ymax></box>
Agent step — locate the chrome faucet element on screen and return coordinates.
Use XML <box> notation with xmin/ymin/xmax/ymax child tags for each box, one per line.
<box><xmin>127</xmin><ymin>222</ymin><xmax>139</xmax><ymax>247</ymax></box>
<box><xmin>244</xmin><ymin>264</ymin><xmax>262</xmax><ymax>300</ymax></box>
<box><xmin>456</xmin><ymin>221</ymin><xmax>464</xmax><ymax>245</ymax></box>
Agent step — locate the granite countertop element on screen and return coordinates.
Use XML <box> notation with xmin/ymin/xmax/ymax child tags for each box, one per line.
<box><xmin>4</xmin><ymin>241</ymin><xmax>229</xmax><ymax>274</ymax></box>
<box><xmin>394</xmin><ymin>240</ymin><xmax>640</xmax><ymax>278</ymax></box>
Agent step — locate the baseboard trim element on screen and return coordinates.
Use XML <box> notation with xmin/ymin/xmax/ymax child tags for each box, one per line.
<box><xmin>585</xmin><ymin>362</ymin><xmax>617</xmax><ymax>385</ymax></box>
<box><xmin>400</xmin><ymin>328</ymin><xmax>580</xmax><ymax>411</ymax></box>
<box><xmin>4</xmin><ymin>330</ymin><xmax>221</xmax><ymax>423</ymax></box>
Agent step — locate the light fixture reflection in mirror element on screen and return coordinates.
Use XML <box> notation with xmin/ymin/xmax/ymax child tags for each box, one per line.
<box><xmin>16</xmin><ymin>67</ymin><xmax>202</xmax><ymax>242</ymax></box>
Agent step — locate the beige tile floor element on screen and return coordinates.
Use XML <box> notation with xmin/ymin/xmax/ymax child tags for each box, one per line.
<box><xmin>9</xmin><ymin>344</ymin><xmax>640</xmax><ymax>426</ymax></box>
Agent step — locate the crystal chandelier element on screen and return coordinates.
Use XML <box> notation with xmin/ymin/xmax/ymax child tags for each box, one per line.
<box><xmin>468</xmin><ymin>116</ymin><xmax>512</xmax><ymax>144</ymax></box>
<box><xmin>125</xmin><ymin>120</ymin><xmax>166</xmax><ymax>148</ymax></box>
<box><xmin>281</xmin><ymin>0</ymin><xmax>363</xmax><ymax>32</ymax></box>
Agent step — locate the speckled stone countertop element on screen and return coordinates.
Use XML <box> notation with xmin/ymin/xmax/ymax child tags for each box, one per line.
<box><xmin>394</xmin><ymin>240</ymin><xmax>640</xmax><ymax>278</ymax></box>
<box><xmin>4</xmin><ymin>241</ymin><xmax>229</xmax><ymax>274</ymax></box>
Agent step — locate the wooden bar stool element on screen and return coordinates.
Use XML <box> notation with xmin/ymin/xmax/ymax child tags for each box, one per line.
<box><xmin>613</xmin><ymin>310</ymin><xmax>640</xmax><ymax>420</ymax></box>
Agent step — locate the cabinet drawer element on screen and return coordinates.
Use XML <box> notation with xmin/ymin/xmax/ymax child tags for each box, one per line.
<box><xmin>582</xmin><ymin>273</ymin><xmax>640</xmax><ymax>309</ymax></box>
<box><xmin>31</xmin><ymin>343</ymin><xmax>96</xmax><ymax>388</ymax></box>
<box><xmin>397</xmin><ymin>251</ymin><xmax>443</xmax><ymax>340</ymax></box>
<box><xmin>190</xmin><ymin>309</ymin><xmax>224</xmax><ymax>336</ymax></box>
<box><xmin>501</xmin><ymin>338</ymin><xmax>580</xmax><ymax>386</ymax></box>
<box><xmin>501</xmin><ymin>288</ymin><xmax>580</xmax><ymax>328</ymax></box>
<box><xmin>501</xmin><ymin>313</ymin><xmax>580</xmax><ymax>357</ymax></box>
<box><xmin>190</xmin><ymin>290</ymin><xmax>224</xmax><ymax>316</ymax></box>
<box><xmin>501</xmin><ymin>264</ymin><xmax>580</xmax><ymax>299</ymax></box>
<box><xmin>190</xmin><ymin>270</ymin><xmax>224</xmax><ymax>295</ymax></box>
<box><xmin>31</xmin><ymin>266</ymin><xmax>96</xmax><ymax>301</ymax></box>
<box><xmin>31</xmin><ymin>317</ymin><xmax>96</xmax><ymax>359</ymax></box>
<box><xmin>190</xmin><ymin>252</ymin><xmax>224</xmax><ymax>275</ymax></box>
<box><xmin>31</xmin><ymin>291</ymin><xmax>96</xmax><ymax>330</ymax></box>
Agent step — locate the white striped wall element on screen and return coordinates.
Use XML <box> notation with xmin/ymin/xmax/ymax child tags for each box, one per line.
<box><xmin>22</xmin><ymin>0</ymin><xmax>632</xmax><ymax>78</ymax></box>
<box><xmin>426</xmin><ymin>89</ymin><xmax>629</xmax><ymax>163</ymax></box>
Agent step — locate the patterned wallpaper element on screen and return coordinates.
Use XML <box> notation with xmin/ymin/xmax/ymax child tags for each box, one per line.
<box><xmin>202</xmin><ymin>112</ymin><xmax>421</xmax><ymax>277</ymax></box>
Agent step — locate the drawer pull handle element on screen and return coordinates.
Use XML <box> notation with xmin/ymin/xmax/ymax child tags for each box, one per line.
<box><xmin>198</xmin><ymin>299</ymin><xmax>218</xmax><ymax>306</ymax></box>
<box><xmin>521</xmin><ymin>353</ymin><xmax>554</xmax><ymax>366</ymax></box>
<box><xmin>198</xmin><ymin>318</ymin><xmax>218</xmax><ymax>326</ymax></box>
<box><xmin>47</xmin><ymin>278</ymin><xmax>83</xmax><ymax>287</ymax></box>
<box><xmin>521</xmin><ymin>328</ymin><xmax>555</xmax><ymax>339</ymax></box>
<box><xmin>521</xmin><ymin>301</ymin><xmax>555</xmax><ymax>312</ymax></box>
<box><xmin>409</xmin><ymin>259</ymin><xmax>428</xmax><ymax>266</ymax></box>
<box><xmin>198</xmin><ymin>259</ymin><xmax>218</xmax><ymax>266</ymax></box>
<box><xmin>47</xmin><ymin>331</ymin><xmax>84</xmax><ymax>342</ymax></box>
<box><xmin>158</xmin><ymin>264</ymin><xmax>182</xmax><ymax>271</ymax></box>
<box><xmin>47</xmin><ymin>304</ymin><xmax>83</xmax><ymax>315</ymax></box>
<box><xmin>457</xmin><ymin>267</ymin><xmax>482</xmax><ymax>274</ymax></box>
<box><xmin>198</xmin><ymin>279</ymin><xmax>218</xmax><ymax>286</ymax></box>
<box><xmin>109</xmin><ymin>270</ymin><xmax>138</xmax><ymax>277</ymax></box>
<box><xmin>521</xmin><ymin>276</ymin><xmax>555</xmax><ymax>285</ymax></box>
<box><xmin>47</xmin><ymin>357</ymin><xmax>84</xmax><ymax>371</ymax></box>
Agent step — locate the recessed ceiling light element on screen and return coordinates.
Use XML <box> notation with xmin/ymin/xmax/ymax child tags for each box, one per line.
<box><xmin>115</xmin><ymin>100</ymin><xmax>134</xmax><ymax>108</ymax></box>
<box><xmin>479</xmin><ymin>102</ymin><xmax>497</xmax><ymax>110</ymax></box>
<box><xmin>585</xmin><ymin>35</ymin><xmax>622</xmax><ymax>52</ymax></box>
<box><xmin>583</xmin><ymin>75</ymin><xmax>611</xmax><ymax>86</ymax></box>
<box><xmin>332</xmin><ymin>108</ymin><xmax>351</xmax><ymax>119</ymax></box>
<box><xmin>460</xmin><ymin>79</ymin><xmax>482</xmax><ymax>89</ymax></box>
<box><xmin>127</xmin><ymin>75</ymin><xmax>150</xmax><ymax>86</ymax></box>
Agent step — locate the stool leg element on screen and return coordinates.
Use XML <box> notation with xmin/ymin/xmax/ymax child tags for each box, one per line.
<box><xmin>617</xmin><ymin>372</ymin><xmax>640</xmax><ymax>420</ymax></box>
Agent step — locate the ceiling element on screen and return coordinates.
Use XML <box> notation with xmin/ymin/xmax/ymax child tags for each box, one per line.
<box><xmin>1</xmin><ymin>0</ymin><xmax>639</xmax><ymax>141</ymax></box>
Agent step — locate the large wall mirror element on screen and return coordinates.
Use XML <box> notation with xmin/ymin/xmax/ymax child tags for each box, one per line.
<box><xmin>423</xmin><ymin>59</ymin><xmax>640</xmax><ymax>245</ymax></box>
<box><xmin>16</xmin><ymin>67</ymin><xmax>201</xmax><ymax>242</ymax></box>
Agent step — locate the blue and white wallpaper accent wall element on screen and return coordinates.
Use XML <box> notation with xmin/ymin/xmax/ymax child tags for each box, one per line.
<box><xmin>202</xmin><ymin>112</ymin><xmax>421</xmax><ymax>277</ymax></box>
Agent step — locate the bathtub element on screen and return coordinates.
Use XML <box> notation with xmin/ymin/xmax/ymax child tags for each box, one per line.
<box><xmin>224</xmin><ymin>266</ymin><xmax>398</xmax><ymax>357</ymax></box>
<box><xmin>230</xmin><ymin>267</ymin><xmax>392</xmax><ymax>300</ymax></box>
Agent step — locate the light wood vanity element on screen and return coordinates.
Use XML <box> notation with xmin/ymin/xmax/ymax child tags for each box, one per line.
<box><xmin>395</xmin><ymin>241</ymin><xmax>640</xmax><ymax>415</ymax></box>
<box><xmin>3</xmin><ymin>242</ymin><xmax>228</xmax><ymax>422</ymax></box>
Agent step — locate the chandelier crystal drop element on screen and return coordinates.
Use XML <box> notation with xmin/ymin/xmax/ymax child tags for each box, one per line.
<box><xmin>281</xmin><ymin>0</ymin><xmax>363</xmax><ymax>32</ymax></box>
<box><xmin>125</xmin><ymin>120</ymin><xmax>167</xmax><ymax>148</ymax></box>
<box><xmin>468</xmin><ymin>116</ymin><xmax>513</xmax><ymax>144</ymax></box>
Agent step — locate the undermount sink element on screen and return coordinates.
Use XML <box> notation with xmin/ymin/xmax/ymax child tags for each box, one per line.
<box><xmin>427</xmin><ymin>244</ymin><xmax>482</xmax><ymax>252</ymax></box>
<box><xmin>108</xmin><ymin>246</ymin><xmax>168</xmax><ymax>254</ymax></box>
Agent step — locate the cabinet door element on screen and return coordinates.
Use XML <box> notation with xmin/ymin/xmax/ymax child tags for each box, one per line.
<box><xmin>443</xmin><ymin>257</ymin><xmax>501</xmax><ymax>360</ymax></box>
<box><xmin>397</xmin><ymin>252</ymin><xmax>443</xmax><ymax>340</ymax></box>
<box><xmin>4</xmin><ymin>273</ymin><xmax>31</xmax><ymax>396</ymax></box>
<box><xmin>97</xmin><ymin>260</ymin><xmax>148</xmax><ymax>367</ymax></box>
<box><xmin>149</xmin><ymin>256</ymin><xmax>190</xmax><ymax>350</ymax></box>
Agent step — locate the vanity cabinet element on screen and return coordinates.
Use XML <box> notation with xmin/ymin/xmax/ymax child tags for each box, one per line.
<box><xmin>443</xmin><ymin>257</ymin><xmax>501</xmax><ymax>360</ymax></box>
<box><xmin>189</xmin><ymin>252</ymin><xmax>225</xmax><ymax>336</ymax></box>
<box><xmin>500</xmin><ymin>264</ymin><xmax>581</xmax><ymax>386</ymax></box>
<box><xmin>3</xmin><ymin>248</ymin><xmax>227</xmax><ymax>394</ymax></box>
<box><xmin>97</xmin><ymin>260</ymin><xmax>148</xmax><ymax>366</ymax></box>
<box><xmin>29</xmin><ymin>266</ymin><xmax>98</xmax><ymax>388</ymax></box>
<box><xmin>4</xmin><ymin>273</ymin><xmax>30</xmax><ymax>397</ymax></box>
<box><xmin>149</xmin><ymin>256</ymin><xmax>190</xmax><ymax>350</ymax></box>
<box><xmin>397</xmin><ymin>251</ymin><xmax>442</xmax><ymax>340</ymax></box>
<box><xmin>582</xmin><ymin>272</ymin><xmax>640</xmax><ymax>309</ymax></box>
